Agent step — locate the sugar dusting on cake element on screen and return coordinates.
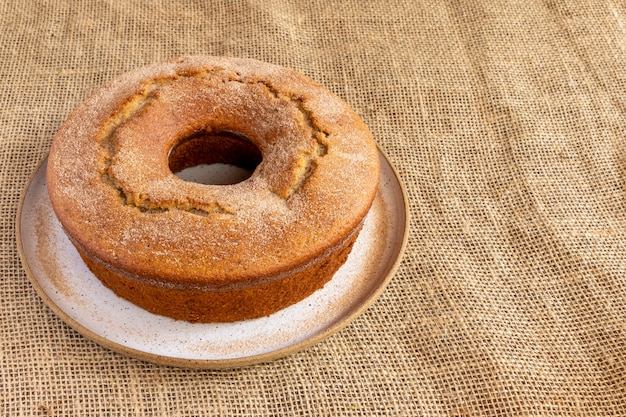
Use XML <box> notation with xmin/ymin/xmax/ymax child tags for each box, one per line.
<box><xmin>47</xmin><ymin>56</ymin><xmax>379</xmax><ymax>284</ymax></box>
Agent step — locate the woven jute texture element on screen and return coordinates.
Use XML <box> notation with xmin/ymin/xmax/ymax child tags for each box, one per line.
<box><xmin>3</xmin><ymin>0</ymin><xmax>626</xmax><ymax>415</ymax></box>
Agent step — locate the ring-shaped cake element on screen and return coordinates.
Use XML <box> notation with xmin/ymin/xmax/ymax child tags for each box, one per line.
<box><xmin>46</xmin><ymin>56</ymin><xmax>380</xmax><ymax>322</ymax></box>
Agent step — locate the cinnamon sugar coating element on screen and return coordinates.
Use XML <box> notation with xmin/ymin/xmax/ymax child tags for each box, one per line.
<box><xmin>47</xmin><ymin>56</ymin><xmax>379</xmax><ymax>322</ymax></box>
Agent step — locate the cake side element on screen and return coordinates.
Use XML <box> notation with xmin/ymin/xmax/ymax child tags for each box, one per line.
<box><xmin>76</xmin><ymin>224</ymin><xmax>362</xmax><ymax>322</ymax></box>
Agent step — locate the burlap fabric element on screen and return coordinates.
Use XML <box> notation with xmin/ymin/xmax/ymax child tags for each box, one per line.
<box><xmin>3</xmin><ymin>0</ymin><xmax>626</xmax><ymax>415</ymax></box>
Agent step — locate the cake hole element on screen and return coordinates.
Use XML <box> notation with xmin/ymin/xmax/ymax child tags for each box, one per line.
<box><xmin>169</xmin><ymin>131</ymin><xmax>262</xmax><ymax>185</ymax></box>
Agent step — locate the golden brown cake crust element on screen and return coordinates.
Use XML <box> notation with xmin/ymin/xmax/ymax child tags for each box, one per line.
<box><xmin>46</xmin><ymin>56</ymin><xmax>380</xmax><ymax>321</ymax></box>
<box><xmin>76</xmin><ymin>225</ymin><xmax>361</xmax><ymax>323</ymax></box>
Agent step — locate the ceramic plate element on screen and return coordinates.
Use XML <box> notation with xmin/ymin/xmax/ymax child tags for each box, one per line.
<box><xmin>16</xmin><ymin>149</ymin><xmax>408</xmax><ymax>368</ymax></box>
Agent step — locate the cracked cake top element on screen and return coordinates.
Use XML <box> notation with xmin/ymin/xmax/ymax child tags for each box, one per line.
<box><xmin>47</xmin><ymin>56</ymin><xmax>380</xmax><ymax>288</ymax></box>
